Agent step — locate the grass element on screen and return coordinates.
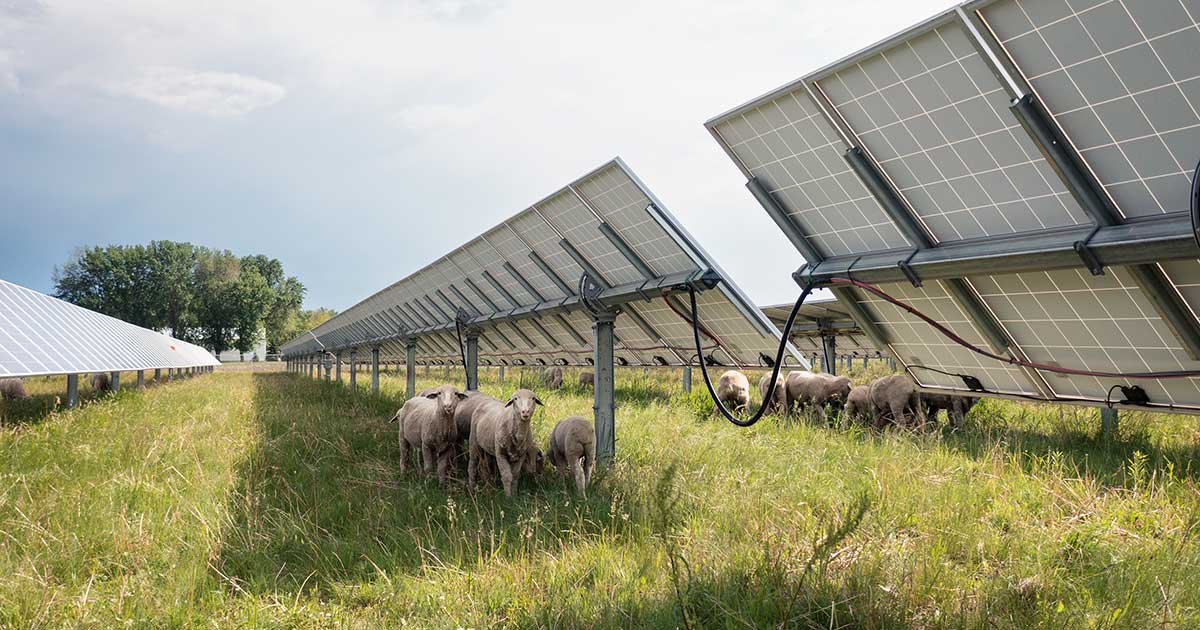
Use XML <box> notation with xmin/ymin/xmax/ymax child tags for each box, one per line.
<box><xmin>3</xmin><ymin>364</ymin><xmax>1200</xmax><ymax>627</ymax></box>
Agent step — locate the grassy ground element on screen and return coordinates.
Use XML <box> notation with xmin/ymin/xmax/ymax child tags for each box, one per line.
<box><xmin>2</xmin><ymin>365</ymin><xmax>1200</xmax><ymax>628</ymax></box>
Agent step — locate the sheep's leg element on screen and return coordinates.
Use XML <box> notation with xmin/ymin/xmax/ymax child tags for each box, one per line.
<box><xmin>398</xmin><ymin>436</ymin><xmax>408</xmax><ymax>474</ymax></box>
<box><xmin>890</xmin><ymin>401</ymin><xmax>907</xmax><ymax>427</ymax></box>
<box><xmin>436</xmin><ymin>448</ymin><xmax>451</xmax><ymax>484</ymax></box>
<box><xmin>421</xmin><ymin>444</ymin><xmax>435</xmax><ymax>475</ymax></box>
<box><xmin>468</xmin><ymin>442</ymin><xmax>479</xmax><ymax>491</ymax></box>
<box><xmin>496</xmin><ymin>456</ymin><xmax>516</xmax><ymax>497</ymax></box>
<box><xmin>584</xmin><ymin>441</ymin><xmax>596</xmax><ymax>487</ymax></box>
<box><xmin>510</xmin><ymin>457</ymin><xmax>524</xmax><ymax>494</ymax></box>
<box><xmin>571</xmin><ymin>457</ymin><xmax>586</xmax><ymax>498</ymax></box>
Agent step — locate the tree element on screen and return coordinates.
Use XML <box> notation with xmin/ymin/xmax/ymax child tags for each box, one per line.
<box><xmin>241</xmin><ymin>254</ymin><xmax>305</xmax><ymax>352</ymax></box>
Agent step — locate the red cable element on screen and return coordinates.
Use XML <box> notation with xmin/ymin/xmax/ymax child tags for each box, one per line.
<box><xmin>830</xmin><ymin>277</ymin><xmax>1200</xmax><ymax>379</ymax></box>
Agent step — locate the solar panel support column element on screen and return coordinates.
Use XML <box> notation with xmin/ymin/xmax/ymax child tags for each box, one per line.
<box><xmin>154</xmin><ymin>368</ymin><xmax>161</xmax><ymax>382</ymax></box>
<box><xmin>66</xmin><ymin>374</ymin><xmax>78</xmax><ymax>408</ymax></box>
<box><xmin>137</xmin><ymin>370</ymin><xmax>144</xmax><ymax>389</ymax></box>
<box><xmin>335</xmin><ymin>352</ymin><xmax>342</xmax><ymax>382</ymax></box>
<box><xmin>406</xmin><ymin>340</ymin><xmax>417</xmax><ymax>399</ymax></box>
<box><xmin>820</xmin><ymin>331</ymin><xmax>837</xmax><ymax>376</ymax></box>
<box><xmin>465</xmin><ymin>330</ymin><xmax>480</xmax><ymax>391</ymax></box>
<box><xmin>349</xmin><ymin>350</ymin><xmax>357</xmax><ymax>391</ymax></box>
<box><xmin>1101</xmin><ymin>407</ymin><xmax>1118</xmax><ymax>441</ymax></box>
<box><xmin>682</xmin><ymin>365</ymin><xmax>692</xmax><ymax>393</ymax></box>
<box><xmin>592</xmin><ymin>309</ymin><xmax>617</xmax><ymax>465</ymax></box>
<box><xmin>371</xmin><ymin>347</ymin><xmax>380</xmax><ymax>394</ymax></box>
<box><xmin>499</xmin><ymin>366</ymin><xmax>505</xmax><ymax>382</ymax></box>
<box><xmin>110</xmin><ymin>371</ymin><xmax>120</xmax><ymax>392</ymax></box>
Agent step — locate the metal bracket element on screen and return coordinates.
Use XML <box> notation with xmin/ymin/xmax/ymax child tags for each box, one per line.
<box><xmin>579</xmin><ymin>272</ymin><xmax>610</xmax><ymax>317</ymax></box>
<box><xmin>1072</xmin><ymin>225</ymin><xmax>1105</xmax><ymax>276</ymax></box>
<box><xmin>898</xmin><ymin>249</ymin><xmax>922</xmax><ymax>287</ymax></box>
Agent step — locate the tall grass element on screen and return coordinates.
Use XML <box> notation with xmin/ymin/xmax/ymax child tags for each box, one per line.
<box><xmin>2</xmin><ymin>366</ymin><xmax>1200</xmax><ymax>627</ymax></box>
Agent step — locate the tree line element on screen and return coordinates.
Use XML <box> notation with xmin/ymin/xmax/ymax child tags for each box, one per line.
<box><xmin>53</xmin><ymin>241</ymin><xmax>333</xmax><ymax>356</ymax></box>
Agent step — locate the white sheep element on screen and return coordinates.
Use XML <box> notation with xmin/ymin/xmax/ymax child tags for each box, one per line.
<box><xmin>867</xmin><ymin>374</ymin><xmax>924</xmax><ymax>428</ymax></box>
<box><xmin>394</xmin><ymin>384</ymin><xmax>467</xmax><ymax>483</ymax></box>
<box><xmin>578</xmin><ymin>371</ymin><xmax>594</xmax><ymax>389</ymax></box>
<box><xmin>757</xmin><ymin>373</ymin><xmax>787</xmax><ymax>415</ymax></box>
<box><xmin>468</xmin><ymin>388</ymin><xmax>543</xmax><ymax>496</ymax></box>
<box><xmin>785</xmin><ymin>371</ymin><xmax>852</xmax><ymax>422</ymax></box>
<box><xmin>542</xmin><ymin>366</ymin><xmax>564</xmax><ymax>390</ymax></box>
<box><xmin>546</xmin><ymin>415</ymin><xmax>596</xmax><ymax>498</ymax></box>
<box><xmin>715</xmin><ymin>370</ymin><xmax>751</xmax><ymax>414</ymax></box>
<box><xmin>0</xmin><ymin>378</ymin><xmax>27</xmax><ymax>401</ymax></box>
<box><xmin>90</xmin><ymin>373</ymin><xmax>111</xmax><ymax>392</ymax></box>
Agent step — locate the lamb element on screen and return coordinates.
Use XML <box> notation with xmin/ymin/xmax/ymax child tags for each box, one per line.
<box><xmin>0</xmin><ymin>378</ymin><xmax>27</xmax><ymax>401</ymax></box>
<box><xmin>542</xmin><ymin>366</ymin><xmax>564</xmax><ymax>390</ymax></box>
<box><xmin>715</xmin><ymin>370</ymin><xmax>751</xmax><ymax>414</ymax></box>
<box><xmin>867</xmin><ymin>375</ymin><xmax>924</xmax><ymax>428</ymax></box>
<box><xmin>469</xmin><ymin>388</ymin><xmax>544</xmax><ymax>496</ymax></box>
<box><xmin>757</xmin><ymin>373</ymin><xmax>787</xmax><ymax>415</ymax></box>
<box><xmin>920</xmin><ymin>392</ymin><xmax>979</xmax><ymax>427</ymax></box>
<box><xmin>578</xmin><ymin>371</ymin><xmax>594</xmax><ymax>389</ymax></box>
<box><xmin>843</xmin><ymin>385</ymin><xmax>872</xmax><ymax>423</ymax></box>
<box><xmin>546</xmin><ymin>416</ymin><xmax>596</xmax><ymax>497</ymax></box>
<box><xmin>90</xmin><ymin>373</ymin><xmax>111</xmax><ymax>392</ymax></box>
<box><xmin>395</xmin><ymin>384</ymin><xmax>467</xmax><ymax>482</ymax></box>
<box><xmin>785</xmin><ymin>371</ymin><xmax>852</xmax><ymax>421</ymax></box>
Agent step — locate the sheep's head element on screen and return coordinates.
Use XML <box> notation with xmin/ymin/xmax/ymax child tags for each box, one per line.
<box><xmin>424</xmin><ymin>384</ymin><xmax>468</xmax><ymax>418</ymax></box>
<box><xmin>504</xmin><ymin>388</ymin><xmax>544</xmax><ymax>422</ymax></box>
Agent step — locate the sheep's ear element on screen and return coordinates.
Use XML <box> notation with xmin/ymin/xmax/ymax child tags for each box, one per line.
<box><xmin>505</xmin><ymin>397</ymin><xmax>515</xmax><ymax>407</ymax></box>
<box><xmin>455</xmin><ymin>392</ymin><xmax>467</xmax><ymax>401</ymax></box>
<box><xmin>533</xmin><ymin>396</ymin><xmax>545</xmax><ymax>407</ymax></box>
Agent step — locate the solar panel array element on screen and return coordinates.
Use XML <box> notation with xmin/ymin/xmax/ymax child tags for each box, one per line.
<box><xmin>0</xmin><ymin>279</ymin><xmax>219</xmax><ymax>377</ymax></box>
<box><xmin>709</xmin><ymin>0</ymin><xmax>1200</xmax><ymax>411</ymax></box>
<box><xmin>282</xmin><ymin>159</ymin><xmax>803</xmax><ymax>369</ymax></box>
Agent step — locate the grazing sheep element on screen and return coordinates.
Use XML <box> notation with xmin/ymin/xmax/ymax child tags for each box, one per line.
<box><xmin>867</xmin><ymin>375</ymin><xmax>924</xmax><ymax>428</ymax></box>
<box><xmin>843</xmin><ymin>385</ymin><xmax>872</xmax><ymax>423</ymax></box>
<box><xmin>451</xmin><ymin>390</ymin><xmax>501</xmax><ymax>477</ymax></box>
<box><xmin>0</xmin><ymin>378</ymin><xmax>27</xmax><ymax>401</ymax></box>
<box><xmin>920</xmin><ymin>392</ymin><xmax>979</xmax><ymax>427</ymax></box>
<box><xmin>542</xmin><ymin>366</ymin><xmax>564</xmax><ymax>390</ymax></box>
<box><xmin>579</xmin><ymin>371</ymin><xmax>594</xmax><ymax>389</ymax></box>
<box><xmin>469</xmin><ymin>388</ymin><xmax>543</xmax><ymax>496</ymax></box>
<box><xmin>90</xmin><ymin>373</ymin><xmax>111</xmax><ymax>392</ymax></box>
<box><xmin>395</xmin><ymin>384</ymin><xmax>467</xmax><ymax>482</ymax></box>
<box><xmin>546</xmin><ymin>416</ymin><xmax>596</xmax><ymax>497</ymax></box>
<box><xmin>757</xmin><ymin>373</ymin><xmax>787</xmax><ymax>415</ymax></box>
<box><xmin>785</xmin><ymin>371</ymin><xmax>852</xmax><ymax>421</ymax></box>
<box><xmin>715</xmin><ymin>370</ymin><xmax>751</xmax><ymax>414</ymax></box>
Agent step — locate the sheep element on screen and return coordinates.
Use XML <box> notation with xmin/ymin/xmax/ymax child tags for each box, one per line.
<box><xmin>715</xmin><ymin>370</ymin><xmax>751</xmax><ymax>414</ymax></box>
<box><xmin>90</xmin><ymin>373</ymin><xmax>111</xmax><ymax>392</ymax></box>
<box><xmin>394</xmin><ymin>384</ymin><xmax>467</xmax><ymax>482</ymax></box>
<box><xmin>469</xmin><ymin>388</ymin><xmax>543</xmax><ymax>496</ymax></box>
<box><xmin>844</xmin><ymin>385</ymin><xmax>872</xmax><ymax>423</ymax></box>
<box><xmin>784</xmin><ymin>371</ymin><xmax>852</xmax><ymax>422</ymax></box>
<box><xmin>546</xmin><ymin>416</ymin><xmax>596</xmax><ymax>497</ymax></box>
<box><xmin>757</xmin><ymin>373</ymin><xmax>787</xmax><ymax>415</ymax></box>
<box><xmin>0</xmin><ymin>378</ymin><xmax>27</xmax><ymax>401</ymax></box>
<box><xmin>579</xmin><ymin>371</ymin><xmax>594</xmax><ymax>389</ymax></box>
<box><xmin>867</xmin><ymin>375</ymin><xmax>924</xmax><ymax>428</ymax></box>
<box><xmin>541</xmin><ymin>366</ymin><xmax>564</xmax><ymax>390</ymax></box>
<box><xmin>920</xmin><ymin>392</ymin><xmax>979</xmax><ymax>427</ymax></box>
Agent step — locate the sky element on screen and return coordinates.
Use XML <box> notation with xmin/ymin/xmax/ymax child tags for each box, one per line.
<box><xmin>0</xmin><ymin>0</ymin><xmax>954</xmax><ymax>312</ymax></box>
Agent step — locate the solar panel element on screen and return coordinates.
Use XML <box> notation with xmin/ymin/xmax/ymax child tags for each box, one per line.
<box><xmin>760</xmin><ymin>296</ymin><xmax>882</xmax><ymax>357</ymax></box>
<box><xmin>708</xmin><ymin>0</ymin><xmax>1200</xmax><ymax>412</ymax></box>
<box><xmin>0</xmin><ymin>278</ymin><xmax>219</xmax><ymax>377</ymax></box>
<box><xmin>282</xmin><ymin>158</ymin><xmax>800</xmax><ymax>370</ymax></box>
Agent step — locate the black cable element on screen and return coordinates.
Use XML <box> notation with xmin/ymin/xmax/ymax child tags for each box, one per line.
<box><xmin>688</xmin><ymin>282</ymin><xmax>814</xmax><ymax>427</ymax></box>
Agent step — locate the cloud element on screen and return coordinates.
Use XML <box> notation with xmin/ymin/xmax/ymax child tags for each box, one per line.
<box><xmin>0</xmin><ymin>50</ymin><xmax>17</xmax><ymax>90</ymax></box>
<box><xmin>111</xmin><ymin>67</ymin><xmax>286</xmax><ymax>117</ymax></box>
<box><xmin>391</xmin><ymin>102</ymin><xmax>486</xmax><ymax>131</ymax></box>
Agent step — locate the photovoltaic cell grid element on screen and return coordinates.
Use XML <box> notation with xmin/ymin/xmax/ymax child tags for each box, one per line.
<box><xmin>711</xmin><ymin>89</ymin><xmax>913</xmax><ymax>257</ymax></box>
<box><xmin>0</xmin><ymin>279</ymin><xmax>219</xmax><ymax>377</ymax></box>
<box><xmin>282</xmin><ymin>159</ymin><xmax>796</xmax><ymax>368</ymax></box>
<box><xmin>816</xmin><ymin>20</ymin><xmax>1091</xmax><ymax>242</ymax></box>
<box><xmin>982</xmin><ymin>0</ymin><xmax>1200</xmax><ymax>219</ymax></box>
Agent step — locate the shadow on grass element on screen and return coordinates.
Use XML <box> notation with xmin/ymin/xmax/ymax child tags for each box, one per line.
<box><xmin>213</xmin><ymin>372</ymin><xmax>642</xmax><ymax>596</ymax></box>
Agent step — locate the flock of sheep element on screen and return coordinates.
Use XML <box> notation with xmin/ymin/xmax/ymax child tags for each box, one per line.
<box><xmin>717</xmin><ymin>369</ymin><xmax>978</xmax><ymax>428</ymax></box>
<box><xmin>0</xmin><ymin>373</ymin><xmax>117</xmax><ymax>402</ymax></box>
<box><xmin>392</xmin><ymin>367</ymin><xmax>596</xmax><ymax>498</ymax></box>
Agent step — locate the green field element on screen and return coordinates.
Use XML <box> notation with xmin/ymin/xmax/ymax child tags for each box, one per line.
<box><xmin>2</xmin><ymin>366</ymin><xmax>1199</xmax><ymax>628</ymax></box>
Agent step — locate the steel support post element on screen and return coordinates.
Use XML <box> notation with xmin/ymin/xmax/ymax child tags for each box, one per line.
<box><xmin>821</xmin><ymin>335</ymin><xmax>837</xmax><ymax>376</ymax></box>
<box><xmin>323</xmin><ymin>354</ymin><xmax>331</xmax><ymax>381</ymax></box>
<box><xmin>137</xmin><ymin>370</ymin><xmax>144</xmax><ymax>388</ymax></box>
<box><xmin>371</xmin><ymin>347</ymin><xmax>380</xmax><ymax>394</ymax></box>
<box><xmin>110</xmin><ymin>371</ymin><xmax>120</xmax><ymax>392</ymax></box>
<box><xmin>350</xmin><ymin>351</ymin><xmax>357</xmax><ymax>390</ymax></box>
<box><xmin>155</xmin><ymin>368</ymin><xmax>161</xmax><ymax>382</ymax></box>
<box><xmin>66</xmin><ymin>374</ymin><xmax>78</xmax><ymax>408</ymax></box>
<box><xmin>592</xmin><ymin>310</ymin><xmax>617</xmax><ymax>465</ymax></box>
<box><xmin>499</xmin><ymin>365</ymin><xmax>505</xmax><ymax>382</ymax></box>
<box><xmin>1101</xmin><ymin>407</ymin><xmax>1119</xmax><ymax>441</ymax></box>
<box><xmin>406</xmin><ymin>341</ymin><xmax>417</xmax><ymax>399</ymax></box>
<box><xmin>682</xmin><ymin>365</ymin><xmax>692</xmax><ymax>393</ymax></box>
<box><xmin>335</xmin><ymin>352</ymin><xmax>342</xmax><ymax>382</ymax></box>
<box><xmin>465</xmin><ymin>330</ymin><xmax>480</xmax><ymax>391</ymax></box>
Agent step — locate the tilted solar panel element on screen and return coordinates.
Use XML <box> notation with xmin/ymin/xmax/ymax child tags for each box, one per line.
<box><xmin>0</xmin><ymin>279</ymin><xmax>219</xmax><ymax>377</ymax></box>
<box><xmin>709</xmin><ymin>0</ymin><xmax>1200</xmax><ymax>412</ymax></box>
<box><xmin>282</xmin><ymin>158</ymin><xmax>802</xmax><ymax>370</ymax></box>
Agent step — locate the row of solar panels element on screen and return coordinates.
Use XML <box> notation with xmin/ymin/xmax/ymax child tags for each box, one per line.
<box><xmin>0</xmin><ymin>279</ymin><xmax>219</xmax><ymax>377</ymax></box>
<box><xmin>707</xmin><ymin>0</ymin><xmax>1200</xmax><ymax>410</ymax></box>
<box><xmin>281</xmin><ymin>159</ymin><xmax>805</xmax><ymax>369</ymax></box>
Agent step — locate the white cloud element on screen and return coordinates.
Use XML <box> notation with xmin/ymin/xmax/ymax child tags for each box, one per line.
<box><xmin>0</xmin><ymin>50</ymin><xmax>17</xmax><ymax>90</ymax></box>
<box><xmin>391</xmin><ymin>102</ymin><xmax>485</xmax><ymax>131</ymax></box>
<box><xmin>112</xmin><ymin>67</ymin><xmax>285</xmax><ymax>117</ymax></box>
